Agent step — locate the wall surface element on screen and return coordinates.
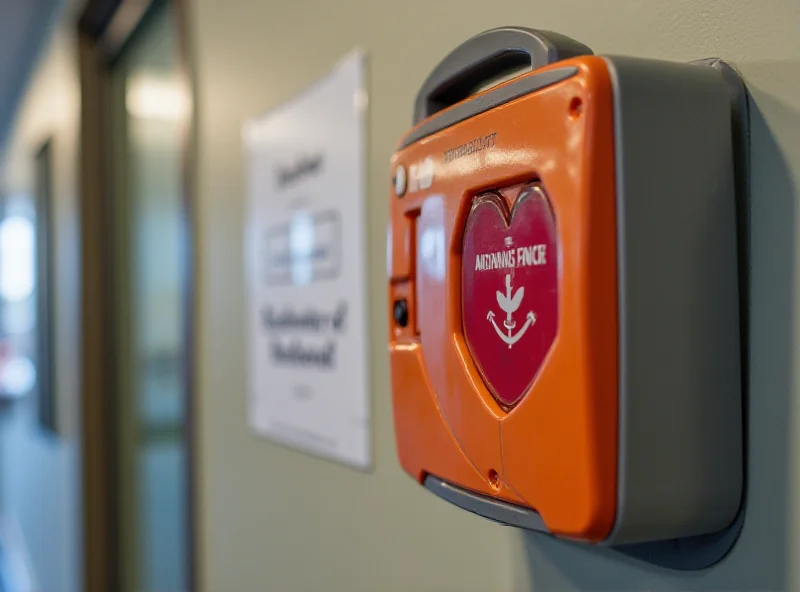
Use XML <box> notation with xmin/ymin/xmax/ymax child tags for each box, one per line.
<box><xmin>193</xmin><ymin>0</ymin><xmax>800</xmax><ymax>590</ymax></box>
<box><xmin>0</xmin><ymin>12</ymin><xmax>82</xmax><ymax>592</ymax></box>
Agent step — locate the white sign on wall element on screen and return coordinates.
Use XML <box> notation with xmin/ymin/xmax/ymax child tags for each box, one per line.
<box><xmin>244</xmin><ymin>51</ymin><xmax>371</xmax><ymax>470</ymax></box>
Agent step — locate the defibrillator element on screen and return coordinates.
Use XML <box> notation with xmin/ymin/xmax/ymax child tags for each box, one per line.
<box><xmin>388</xmin><ymin>27</ymin><xmax>748</xmax><ymax>568</ymax></box>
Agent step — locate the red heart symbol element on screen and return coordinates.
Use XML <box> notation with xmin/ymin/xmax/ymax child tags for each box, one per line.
<box><xmin>461</xmin><ymin>186</ymin><xmax>559</xmax><ymax>408</ymax></box>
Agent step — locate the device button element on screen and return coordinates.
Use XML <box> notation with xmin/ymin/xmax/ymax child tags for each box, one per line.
<box><xmin>394</xmin><ymin>164</ymin><xmax>407</xmax><ymax>197</ymax></box>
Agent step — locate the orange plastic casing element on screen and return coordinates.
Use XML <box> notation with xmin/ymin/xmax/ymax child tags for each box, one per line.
<box><xmin>388</xmin><ymin>56</ymin><xmax>619</xmax><ymax>542</ymax></box>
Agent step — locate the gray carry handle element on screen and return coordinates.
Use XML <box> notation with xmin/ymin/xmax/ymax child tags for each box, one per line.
<box><xmin>413</xmin><ymin>27</ymin><xmax>592</xmax><ymax>124</ymax></box>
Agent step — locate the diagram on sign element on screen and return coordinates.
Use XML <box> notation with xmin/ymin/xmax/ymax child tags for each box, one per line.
<box><xmin>487</xmin><ymin>274</ymin><xmax>536</xmax><ymax>348</ymax></box>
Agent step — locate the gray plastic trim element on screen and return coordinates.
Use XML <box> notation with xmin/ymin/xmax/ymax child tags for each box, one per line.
<box><xmin>401</xmin><ymin>67</ymin><xmax>578</xmax><ymax>149</ymax></box>
<box><xmin>611</xmin><ymin>57</ymin><xmax>750</xmax><ymax>571</ymax></box>
<box><xmin>423</xmin><ymin>475</ymin><xmax>550</xmax><ymax>532</ymax></box>
<box><xmin>424</xmin><ymin>472</ymin><xmax>746</xmax><ymax>570</ymax></box>
<box><xmin>413</xmin><ymin>27</ymin><xmax>592</xmax><ymax>124</ymax></box>
<box><xmin>604</xmin><ymin>56</ymin><xmax>748</xmax><ymax>569</ymax></box>
<box><xmin>605</xmin><ymin>55</ymin><xmax>743</xmax><ymax>547</ymax></box>
<box><xmin>614</xmin><ymin>515</ymin><xmax>745</xmax><ymax>571</ymax></box>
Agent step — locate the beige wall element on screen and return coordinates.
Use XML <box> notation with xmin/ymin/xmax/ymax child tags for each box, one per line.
<box><xmin>193</xmin><ymin>1</ymin><xmax>800</xmax><ymax>590</ymax></box>
<box><xmin>0</xmin><ymin>15</ymin><xmax>82</xmax><ymax>592</ymax></box>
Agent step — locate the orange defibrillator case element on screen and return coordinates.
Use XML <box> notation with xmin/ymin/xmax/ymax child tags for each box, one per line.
<box><xmin>388</xmin><ymin>27</ymin><xmax>747</xmax><ymax>566</ymax></box>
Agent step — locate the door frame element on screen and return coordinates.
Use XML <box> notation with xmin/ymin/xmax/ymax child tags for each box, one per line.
<box><xmin>77</xmin><ymin>1</ymin><xmax>197</xmax><ymax>590</ymax></box>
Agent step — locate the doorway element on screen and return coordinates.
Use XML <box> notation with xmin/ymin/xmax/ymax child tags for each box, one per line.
<box><xmin>78</xmin><ymin>1</ymin><xmax>195</xmax><ymax>590</ymax></box>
